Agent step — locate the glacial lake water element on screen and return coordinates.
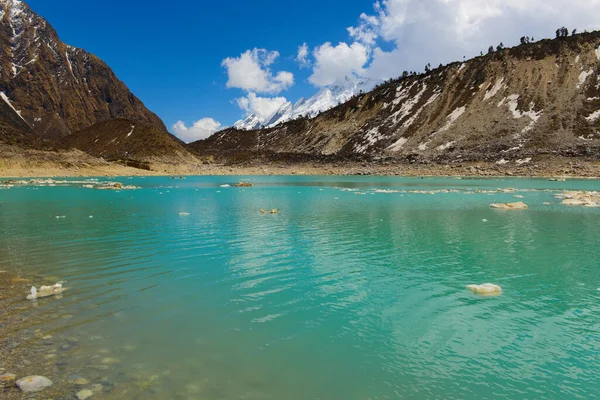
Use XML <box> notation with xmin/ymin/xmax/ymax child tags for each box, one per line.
<box><xmin>1</xmin><ymin>176</ymin><xmax>600</xmax><ymax>399</ymax></box>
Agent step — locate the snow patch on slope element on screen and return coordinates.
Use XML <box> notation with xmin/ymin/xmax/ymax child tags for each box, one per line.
<box><xmin>392</xmin><ymin>82</ymin><xmax>416</xmax><ymax>106</ymax></box>
<box><xmin>387</xmin><ymin>137</ymin><xmax>407</xmax><ymax>152</ymax></box>
<box><xmin>596</xmin><ymin>45</ymin><xmax>600</xmax><ymax>60</ymax></box>
<box><xmin>578</xmin><ymin>70</ymin><xmax>593</xmax><ymax>89</ymax></box>
<box><xmin>65</xmin><ymin>47</ymin><xmax>78</xmax><ymax>83</ymax></box>
<box><xmin>484</xmin><ymin>78</ymin><xmax>504</xmax><ymax>101</ymax></box>
<box><xmin>505</xmin><ymin>95</ymin><xmax>542</xmax><ymax>135</ymax></box>
<box><xmin>586</xmin><ymin>110</ymin><xmax>600</xmax><ymax>122</ymax></box>
<box><xmin>389</xmin><ymin>83</ymin><xmax>426</xmax><ymax>125</ymax></box>
<box><xmin>354</xmin><ymin>127</ymin><xmax>383</xmax><ymax>153</ymax></box>
<box><xmin>419</xmin><ymin>106</ymin><xmax>466</xmax><ymax>151</ymax></box>
<box><xmin>437</xmin><ymin>106</ymin><xmax>466</xmax><ymax>133</ymax></box>
<box><xmin>1</xmin><ymin>91</ymin><xmax>26</xmax><ymax>123</ymax></box>
<box><xmin>126</xmin><ymin>125</ymin><xmax>135</xmax><ymax>137</ymax></box>
<box><xmin>436</xmin><ymin>141</ymin><xmax>455</xmax><ymax>151</ymax></box>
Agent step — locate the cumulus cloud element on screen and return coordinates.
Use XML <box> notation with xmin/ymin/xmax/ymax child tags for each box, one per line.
<box><xmin>236</xmin><ymin>92</ymin><xmax>288</xmax><ymax>121</ymax></box>
<box><xmin>222</xmin><ymin>48</ymin><xmax>294</xmax><ymax>94</ymax></box>
<box><xmin>296</xmin><ymin>42</ymin><xmax>310</xmax><ymax>67</ymax></box>
<box><xmin>349</xmin><ymin>0</ymin><xmax>600</xmax><ymax>80</ymax></box>
<box><xmin>172</xmin><ymin>118</ymin><xmax>222</xmax><ymax>143</ymax></box>
<box><xmin>347</xmin><ymin>13</ymin><xmax>379</xmax><ymax>46</ymax></box>
<box><xmin>309</xmin><ymin>42</ymin><xmax>369</xmax><ymax>87</ymax></box>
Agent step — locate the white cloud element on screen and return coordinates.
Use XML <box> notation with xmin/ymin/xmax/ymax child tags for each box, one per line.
<box><xmin>296</xmin><ymin>42</ymin><xmax>310</xmax><ymax>67</ymax></box>
<box><xmin>309</xmin><ymin>42</ymin><xmax>369</xmax><ymax>87</ymax></box>
<box><xmin>236</xmin><ymin>92</ymin><xmax>288</xmax><ymax>121</ymax></box>
<box><xmin>172</xmin><ymin>118</ymin><xmax>222</xmax><ymax>143</ymax></box>
<box><xmin>221</xmin><ymin>48</ymin><xmax>294</xmax><ymax>94</ymax></box>
<box><xmin>347</xmin><ymin>13</ymin><xmax>379</xmax><ymax>46</ymax></box>
<box><xmin>349</xmin><ymin>0</ymin><xmax>600</xmax><ymax>80</ymax></box>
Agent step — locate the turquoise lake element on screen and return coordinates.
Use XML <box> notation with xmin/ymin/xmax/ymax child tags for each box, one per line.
<box><xmin>1</xmin><ymin>176</ymin><xmax>600</xmax><ymax>399</ymax></box>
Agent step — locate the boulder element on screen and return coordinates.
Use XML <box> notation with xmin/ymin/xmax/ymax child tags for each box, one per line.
<box><xmin>16</xmin><ymin>375</ymin><xmax>53</xmax><ymax>392</ymax></box>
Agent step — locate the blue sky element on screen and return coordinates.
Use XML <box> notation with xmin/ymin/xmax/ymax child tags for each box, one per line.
<box><xmin>26</xmin><ymin>0</ymin><xmax>370</xmax><ymax>135</ymax></box>
<box><xmin>26</xmin><ymin>0</ymin><xmax>600</xmax><ymax>142</ymax></box>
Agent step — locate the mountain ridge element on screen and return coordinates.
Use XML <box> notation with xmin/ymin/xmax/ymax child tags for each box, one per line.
<box><xmin>190</xmin><ymin>31</ymin><xmax>600</xmax><ymax>164</ymax></box>
<box><xmin>233</xmin><ymin>74</ymin><xmax>381</xmax><ymax>130</ymax></box>
<box><xmin>0</xmin><ymin>0</ymin><xmax>167</xmax><ymax>144</ymax></box>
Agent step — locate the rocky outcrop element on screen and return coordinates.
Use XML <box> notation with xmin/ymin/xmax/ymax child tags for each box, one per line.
<box><xmin>191</xmin><ymin>32</ymin><xmax>600</xmax><ymax>164</ymax></box>
<box><xmin>0</xmin><ymin>0</ymin><xmax>166</xmax><ymax>145</ymax></box>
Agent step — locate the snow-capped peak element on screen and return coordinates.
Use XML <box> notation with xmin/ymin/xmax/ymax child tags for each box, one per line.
<box><xmin>233</xmin><ymin>74</ymin><xmax>381</xmax><ymax>131</ymax></box>
<box><xmin>233</xmin><ymin>113</ymin><xmax>262</xmax><ymax>130</ymax></box>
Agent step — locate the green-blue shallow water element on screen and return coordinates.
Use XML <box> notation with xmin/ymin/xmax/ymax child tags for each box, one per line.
<box><xmin>1</xmin><ymin>176</ymin><xmax>600</xmax><ymax>399</ymax></box>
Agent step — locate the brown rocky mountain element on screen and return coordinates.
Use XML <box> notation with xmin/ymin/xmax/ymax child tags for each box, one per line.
<box><xmin>62</xmin><ymin>119</ymin><xmax>194</xmax><ymax>163</ymax></box>
<box><xmin>190</xmin><ymin>32</ymin><xmax>600</xmax><ymax>164</ymax></box>
<box><xmin>0</xmin><ymin>0</ymin><xmax>166</xmax><ymax>145</ymax></box>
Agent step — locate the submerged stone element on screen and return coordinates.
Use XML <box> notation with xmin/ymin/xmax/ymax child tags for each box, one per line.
<box><xmin>16</xmin><ymin>375</ymin><xmax>53</xmax><ymax>392</ymax></box>
<box><xmin>73</xmin><ymin>377</ymin><xmax>90</xmax><ymax>385</ymax></box>
<box><xmin>0</xmin><ymin>373</ymin><xmax>16</xmax><ymax>382</ymax></box>
<box><xmin>76</xmin><ymin>388</ymin><xmax>94</xmax><ymax>399</ymax></box>
<box><xmin>234</xmin><ymin>182</ymin><xmax>253</xmax><ymax>187</ymax></box>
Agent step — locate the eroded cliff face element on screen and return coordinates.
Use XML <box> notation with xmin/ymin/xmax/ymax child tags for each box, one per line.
<box><xmin>0</xmin><ymin>0</ymin><xmax>166</xmax><ymax>144</ymax></box>
<box><xmin>192</xmin><ymin>32</ymin><xmax>600</xmax><ymax>163</ymax></box>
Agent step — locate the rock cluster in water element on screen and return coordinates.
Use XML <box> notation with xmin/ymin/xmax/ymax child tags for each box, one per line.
<box><xmin>556</xmin><ymin>191</ymin><xmax>600</xmax><ymax>207</ymax></box>
<box><xmin>489</xmin><ymin>202</ymin><xmax>528</xmax><ymax>210</ymax></box>
<box><xmin>0</xmin><ymin>178</ymin><xmax>140</xmax><ymax>190</ymax></box>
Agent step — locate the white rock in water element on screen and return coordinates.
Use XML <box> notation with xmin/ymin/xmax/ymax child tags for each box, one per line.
<box><xmin>16</xmin><ymin>375</ymin><xmax>53</xmax><ymax>392</ymax></box>
<box><xmin>27</xmin><ymin>282</ymin><xmax>66</xmax><ymax>300</ymax></box>
<box><xmin>467</xmin><ymin>283</ymin><xmax>502</xmax><ymax>296</ymax></box>
<box><xmin>26</xmin><ymin>286</ymin><xmax>37</xmax><ymax>300</ymax></box>
<box><xmin>179</xmin><ymin>212</ymin><xmax>190</xmax><ymax>216</ymax></box>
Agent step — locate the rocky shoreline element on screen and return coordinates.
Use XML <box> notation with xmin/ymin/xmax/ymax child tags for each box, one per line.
<box><xmin>1</xmin><ymin>148</ymin><xmax>600</xmax><ymax>179</ymax></box>
<box><xmin>0</xmin><ymin>267</ymin><xmax>180</xmax><ymax>399</ymax></box>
